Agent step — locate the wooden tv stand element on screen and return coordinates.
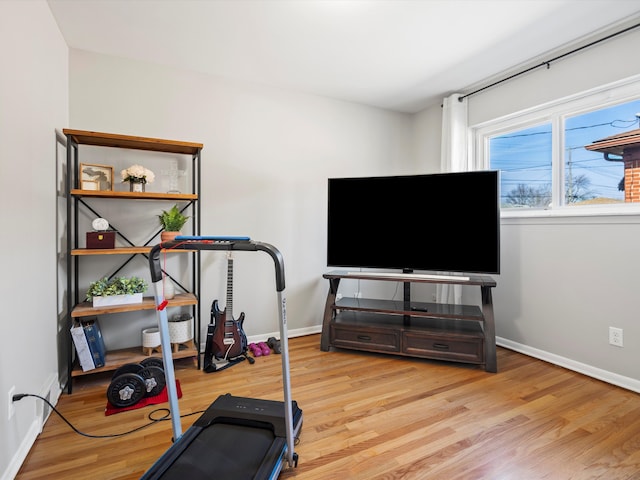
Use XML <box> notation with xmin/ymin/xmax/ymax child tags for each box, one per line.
<box><xmin>320</xmin><ymin>271</ymin><xmax>497</xmax><ymax>372</ymax></box>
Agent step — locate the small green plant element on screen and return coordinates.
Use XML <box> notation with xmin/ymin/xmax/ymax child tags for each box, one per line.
<box><xmin>158</xmin><ymin>204</ymin><xmax>189</xmax><ymax>231</ymax></box>
<box><xmin>85</xmin><ymin>276</ymin><xmax>148</xmax><ymax>301</ymax></box>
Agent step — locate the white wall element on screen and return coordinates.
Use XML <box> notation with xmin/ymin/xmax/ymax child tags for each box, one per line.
<box><xmin>466</xmin><ymin>25</ymin><xmax>640</xmax><ymax>389</ymax></box>
<box><xmin>0</xmin><ymin>2</ymin><xmax>68</xmax><ymax>479</ymax></box>
<box><xmin>67</xmin><ymin>49</ymin><xmax>414</xmax><ymax>349</ymax></box>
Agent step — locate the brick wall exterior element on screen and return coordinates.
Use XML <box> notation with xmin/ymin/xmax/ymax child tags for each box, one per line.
<box><xmin>624</xmin><ymin>147</ymin><xmax>640</xmax><ymax>203</ymax></box>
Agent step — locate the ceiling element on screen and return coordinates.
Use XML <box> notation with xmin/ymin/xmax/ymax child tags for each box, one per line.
<box><xmin>47</xmin><ymin>0</ymin><xmax>640</xmax><ymax>113</ymax></box>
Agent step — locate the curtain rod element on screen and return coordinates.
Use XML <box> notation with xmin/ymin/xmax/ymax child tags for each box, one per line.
<box><xmin>458</xmin><ymin>21</ymin><xmax>640</xmax><ymax>102</ymax></box>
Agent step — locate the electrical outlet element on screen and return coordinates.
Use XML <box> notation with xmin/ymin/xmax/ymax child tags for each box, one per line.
<box><xmin>8</xmin><ymin>386</ymin><xmax>15</xmax><ymax>420</ymax></box>
<box><xmin>609</xmin><ymin>327</ymin><xmax>623</xmax><ymax>347</ymax></box>
<box><xmin>336</xmin><ymin>293</ymin><xmax>343</xmax><ymax>301</ymax></box>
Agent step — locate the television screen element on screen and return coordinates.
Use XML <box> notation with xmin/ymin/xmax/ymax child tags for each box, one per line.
<box><xmin>327</xmin><ymin>171</ymin><xmax>500</xmax><ymax>275</ymax></box>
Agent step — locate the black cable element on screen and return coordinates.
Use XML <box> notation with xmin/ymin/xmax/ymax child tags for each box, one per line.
<box><xmin>13</xmin><ymin>393</ymin><xmax>205</xmax><ymax>439</ymax></box>
<box><xmin>459</xmin><ymin>21</ymin><xmax>640</xmax><ymax>101</ymax></box>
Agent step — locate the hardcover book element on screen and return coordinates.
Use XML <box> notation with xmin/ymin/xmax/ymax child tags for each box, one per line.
<box><xmin>82</xmin><ymin>317</ymin><xmax>106</xmax><ymax>368</ymax></box>
<box><xmin>71</xmin><ymin>323</ymin><xmax>95</xmax><ymax>371</ymax></box>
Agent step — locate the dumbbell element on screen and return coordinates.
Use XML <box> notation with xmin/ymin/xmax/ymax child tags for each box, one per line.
<box><xmin>106</xmin><ymin>358</ymin><xmax>166</xmax><ymax>408</ymax></box>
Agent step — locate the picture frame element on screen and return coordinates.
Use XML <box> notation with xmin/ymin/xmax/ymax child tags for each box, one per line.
<box><xmin>79</xmin><ymin>163</ymin><xmax>113</xmax><ymax>191</ymax></box>
<box><xmin>81</xmin><ymin>179</ymin><xmax>99</xmax><ymax>191</ymax></box>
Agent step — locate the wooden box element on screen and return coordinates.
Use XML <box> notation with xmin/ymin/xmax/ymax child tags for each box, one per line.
<box><xmin>86</xmin><ymin>231</ymin><xmax>115</xmax><ymax>249</ymax></box>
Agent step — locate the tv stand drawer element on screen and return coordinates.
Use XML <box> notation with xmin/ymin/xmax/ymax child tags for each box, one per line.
<box><xmin>402</xmin><ymin>331</ymin><xmax>484</xmax><ymax>364</ymax></box>
<box><xmin>330</xmin><ymin>323</ymin><xmax>400</xmax><ymax>353</ymax></box>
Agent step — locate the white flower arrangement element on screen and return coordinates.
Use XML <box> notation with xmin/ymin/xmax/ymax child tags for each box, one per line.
<box><xmin>121</xmin><ymin>164</ymin><xmax>155</xmax><ymax>184</ymax></box>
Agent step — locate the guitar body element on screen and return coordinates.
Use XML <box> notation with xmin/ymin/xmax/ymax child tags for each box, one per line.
<box><xmin>210</xmin><ymin>299</ymin><xmax>247</xmax><ymax>359</ymax></box>
<box><xmin>206</xmin><ymin>253</ymin><xmax>248</xmax><ymax>361</ymax></box>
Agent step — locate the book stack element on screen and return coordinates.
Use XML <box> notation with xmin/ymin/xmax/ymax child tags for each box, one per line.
<box><xmin>70</xmin><ymin>316</ymin><xmax>107</xmax><ymax>371</ymax></box>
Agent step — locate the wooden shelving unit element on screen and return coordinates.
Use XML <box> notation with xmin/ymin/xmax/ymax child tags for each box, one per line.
<box><xmin>64</xmin><ymin>129</ymin><xmax>203</xmax><ymax>392</ymax></box>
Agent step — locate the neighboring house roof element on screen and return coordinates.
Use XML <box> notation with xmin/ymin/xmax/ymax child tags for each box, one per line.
<box><xmin>585</xmin><ymin>128</ymin><xmax>640</xmax><ymax>156</ymax></box>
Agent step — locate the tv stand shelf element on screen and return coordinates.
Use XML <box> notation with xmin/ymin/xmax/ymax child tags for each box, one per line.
<box><xmin>320</xmin><ymin>271</ymin><xmax>497</xmax><ymax>372</ymax></box>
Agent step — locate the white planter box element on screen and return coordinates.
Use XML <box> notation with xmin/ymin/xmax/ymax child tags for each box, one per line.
<box><xmin>92</xmin><ymin>293</ymin><xmax>143</xmax><ymax>307</ymax></box>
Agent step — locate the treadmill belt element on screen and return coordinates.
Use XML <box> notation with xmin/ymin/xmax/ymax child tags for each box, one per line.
<box><xmin>157</xmin><ymin>423</ymin><xmax>279</xmax><ymax>480</ymax></box>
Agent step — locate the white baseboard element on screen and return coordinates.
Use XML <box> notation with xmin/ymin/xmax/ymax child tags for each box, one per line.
<box><xmin>198</xmin><ymin>325</ymin><xmax>323</xmax><ymax>357</ymax></box>
<box><xmin>2</xmin><ymin>373</ymin><xmax>60</xmax><ymax>480</ymax></box>
<box><xmin>38</xmin><ymin>375</ymin><xmax>62</xmax><ymax>430</ymax></box>
<box><xmin>246</xmin><ymin>325</ymin><xmax>322</xmax><ymax>344</ymax></box>
<box><xmin>497</xmin><ymin>337</ymin><xmax>640</xmax><ymax>393</ymax></box>
<box><xmin>258</xmin><ymin>329</ymin><xmax>640</xmax><ymax>393</ymax></box>
<box><xmin>2</xmin><ymin>419</ymin><xmax>41</xmax><ymax>480</ymax></box>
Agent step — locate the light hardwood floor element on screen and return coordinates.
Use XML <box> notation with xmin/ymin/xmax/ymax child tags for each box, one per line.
<box><xmin>15</xmin><ymin>334</ymin><xmax>640</xmax><ymax>479</ymax></box>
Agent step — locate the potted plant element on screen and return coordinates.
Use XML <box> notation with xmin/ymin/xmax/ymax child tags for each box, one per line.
<box><xmin>85</xmin><ymin>276</ymin><xmax>148</xmax><ymax>307</ymax></box>
<box><xmin>158</xmin><ymin>204</ymin><xmax>189</xmax><ymax>242</ymax></box>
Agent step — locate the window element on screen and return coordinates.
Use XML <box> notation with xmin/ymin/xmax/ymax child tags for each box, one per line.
<box><xmin>564</xmin><ymin>103</ymin><xmax>638</xmax><ymax>206</ymax></box>
<box><xmin>475</xmin><ymin>77</ymin><xmax>640</xmax><ymax>216</ymax></box>
<box><xmin>490</xmin><ymin>123</ymin><xmax>552</xmax><ymax>208</ymax></box>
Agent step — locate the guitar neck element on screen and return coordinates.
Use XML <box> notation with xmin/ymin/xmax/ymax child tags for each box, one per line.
<box><xmin>226</xmin><ymin>256</ymin><xmax>233</xmax><ymax>318</ymax></box>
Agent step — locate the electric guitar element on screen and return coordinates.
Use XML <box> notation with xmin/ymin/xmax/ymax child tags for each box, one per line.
<box><xmin>209</xmin><ymin>252</ymin><xmax>247</xmax><ymax>359</ymax></box>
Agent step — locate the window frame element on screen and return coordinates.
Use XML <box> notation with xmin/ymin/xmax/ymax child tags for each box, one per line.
<box><xmin>472</xmin><ymin>75</ymin><xmax>640</xmax><ymax>220</ymax></box>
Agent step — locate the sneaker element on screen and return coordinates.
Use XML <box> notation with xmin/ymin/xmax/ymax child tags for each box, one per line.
<box><xmin>267</xmin><ymin>337</ymin><xmax>282</xmax><ymax>354</ymax></box>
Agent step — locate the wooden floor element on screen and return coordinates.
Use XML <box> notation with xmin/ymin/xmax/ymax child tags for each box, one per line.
<box><xmin>15</xmin><ymin>334</ymin><xmax>640</xmax><ymax>479</ymax></box>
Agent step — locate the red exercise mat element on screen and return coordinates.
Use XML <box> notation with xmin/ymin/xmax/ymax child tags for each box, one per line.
<box><xmin>105</xmin><ymin>380</ymin><xmax>182</xmax><ymax>416</ymax></box>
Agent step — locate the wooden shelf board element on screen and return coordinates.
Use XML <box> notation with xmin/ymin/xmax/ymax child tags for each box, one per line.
<box><xmin>72</xmin><ymin>247</ymin><xmax>196</xmax><ymax>256</ymax></box>
<box><xmin>71</xmin><ymin>345</ymin><xmax>198</xmax><ymax>377</ymax></box>
<box><xmin>71</xmin><ymin>293</ymin><xmax>197</xmax><ymax>318</ymax></box>
<box><xmin>333</xmin><ymin>311</ymin><xmax>485</xmax><ymax>336</ymax></box>
<box><xmin>334</xmin><ymin>298</ymin><xmax>484</xmax><ymax>321</ymax></box>
<box><xmin>70</xmin><ymin>189</ymin><xmax>197</xmax><ymax>200</ymax></box>
<box><xmin>63</xmin><ymin>129</ymin><xmax>203</xmax><ymax>155</ymax></box>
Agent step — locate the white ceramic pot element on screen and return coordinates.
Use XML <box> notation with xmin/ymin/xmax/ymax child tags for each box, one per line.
<box><xmin>142</xmin><ymin>327</ymin><xmax>161</xmax><ymax>348</ymax></box>
<box><xmin>168</xmin><ymin>317</ymin><xmax>193</xmax><ymax>343</ymax></box>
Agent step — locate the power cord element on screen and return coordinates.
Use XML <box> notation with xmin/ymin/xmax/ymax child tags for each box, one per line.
<box><xmin>12</xmin><ymin>393</ymin><xmax>205</xmax><ymax>439</ymax></box>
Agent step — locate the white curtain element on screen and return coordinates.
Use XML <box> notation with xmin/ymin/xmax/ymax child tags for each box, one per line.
<box><xmin>440</xmin><ymin>93</ymin><xmax>469</xmax><ymax>173</ymax></box>
<box><xmin>436</xmin><ymin>93</ymin><xmax>469</xmax><ymax>304</ymax></box>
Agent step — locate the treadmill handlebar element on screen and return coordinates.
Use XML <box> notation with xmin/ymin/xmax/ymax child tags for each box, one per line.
<box><xmin>149</xmin><ymin>239</ymin><xmax>286</xmax><ymax>291</ymax></box>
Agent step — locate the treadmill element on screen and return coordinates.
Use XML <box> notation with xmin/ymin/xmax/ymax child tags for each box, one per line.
<box><xmin>141</xmin><ymin>237</ymin><xmax>301</xmax><ymax>480</ymax></box>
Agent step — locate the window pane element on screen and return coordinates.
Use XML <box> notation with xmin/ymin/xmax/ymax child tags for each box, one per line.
<box><xmin>489</xmin><ymin>124</ymin><xmax>552</xmax><ymax>209</ymax></box>
<box><xmin>565</xmin><ymin>100</ymin><xmax>640</xmax><ymax>206</ymax></box>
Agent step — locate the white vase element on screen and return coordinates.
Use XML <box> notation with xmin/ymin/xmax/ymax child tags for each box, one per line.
<box><xmin>163</xmin><ymin>280</ymin><xmax>175</xmax><ymax>300</ymax></box>
<box><xmin>130</xmin><ymin>182</ymin><xmax>144</xmax><ymax>192</ymax></box>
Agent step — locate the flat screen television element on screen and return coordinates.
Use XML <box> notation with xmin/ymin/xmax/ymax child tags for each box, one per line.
<box><xmin>327</xmin><ymin>170</ymin><xmax>500</xmax><ymax>275</ymax></box>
